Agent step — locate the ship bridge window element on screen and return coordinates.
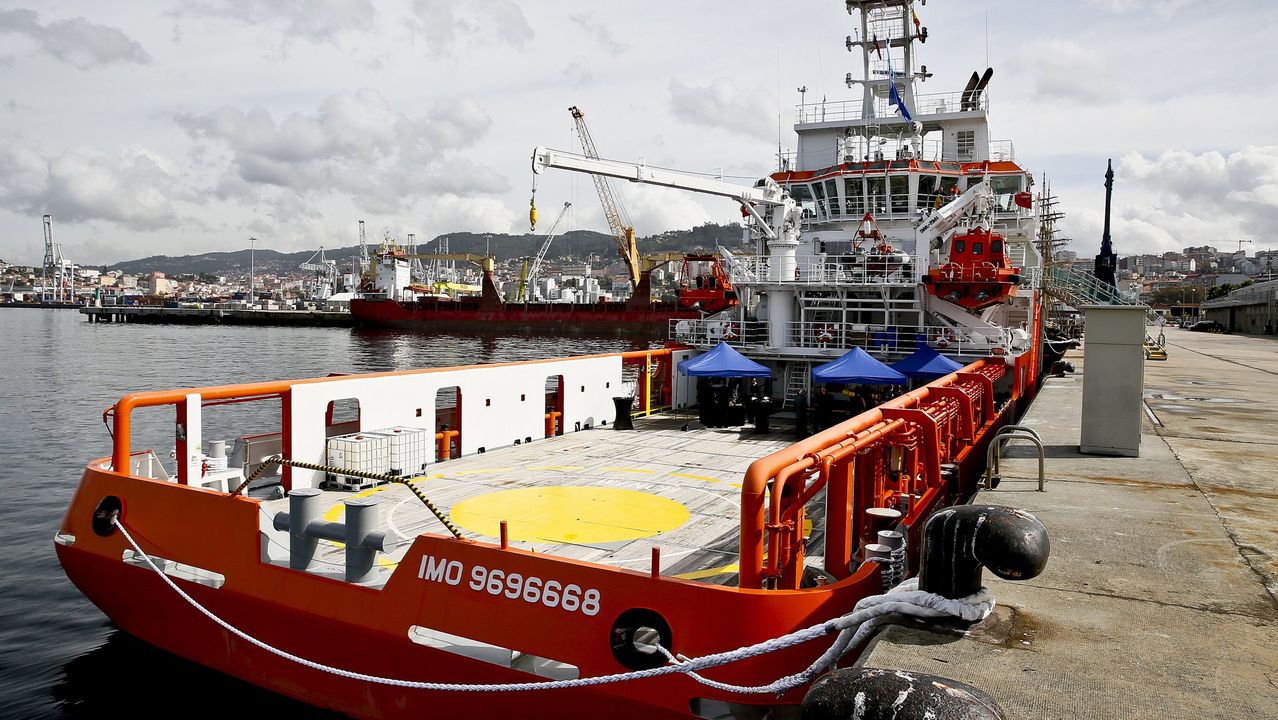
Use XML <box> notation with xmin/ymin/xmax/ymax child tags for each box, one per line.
<box><xmin>866</xmin><ymin>176</ymin><xmax>886</xmax><ymax>214</ymax></box>
<box><xmin>789</xmin><ymin>184</ymin><xmax>812</xmax><ymax>203</ymax></box>
<box><xmin>972</xmin><ymin>242</ymin><xmax>984</xmax><ymax>256</ymax></box>
<box><xmin>811</xmin><ymin>181</ymin><xmax>827</xmax><ymax>218</ymax></box>
<box><xmin>992</xmin><ymin>239</ymin><xmax>1003</xmax><ymax>254</ymax></box>
<box><xmin>918</xmin><ymin>174</ymin><xmax>939</xmax><ymax>210</ymax></box>
<box><xmin>938</xmin><ymin>176</ymin><xmax>959</xmax><ymax>200</ymax></box>
<box><xmin>844</xmin><ymin>177</ymin><xmax>865</xmax><ymax>216</ymax></box>
<box><xmin>889</xmin><ymin>175</ymin><xmax>909</xmax><ymax>214</ymax></box>
<box><xmin>991</xmin><ymin>175</ymin><xmax>1023</xmax><ymax>212</ymax></box>
<box><xmin>954</xmin><ymin>240</ymin><xmax>966</xmax><ymax>254</ymax></box>
<box><xmin>824</xmin><ymin>179</ymin><xmax>841</xmax><ymax>217</ymax></box>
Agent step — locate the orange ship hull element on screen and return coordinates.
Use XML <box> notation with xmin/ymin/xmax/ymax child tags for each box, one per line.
<box><xmin>56</xmin><ymin>348</ymin><xmax>1026</xmax><ymax>718</ymax></box>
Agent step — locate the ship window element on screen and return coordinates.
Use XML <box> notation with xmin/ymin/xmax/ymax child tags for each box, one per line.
<box><xmin>938</xmin><ymin>176</ymin><xmax>959</xmax><ymax>199</ymax></box>
<box><xmin>992</xmin><ymin>239</ymin><xmax>1003</xmax><ymax>254</ymax></box>
<box><xmin>788</xmin><ymin>184</ymin><xmax>812</xmax><ymax>203</ymax></box>
<box><xmin>973</xmin><ymin>242</ymin><xmax>984</xmax><ymax>255</ymax></box>
<box><xmin>918</xmin><ymin>174</ymin><xmax>939</xmax><ymax>209</ymax></box>
<box><xmin>811</xmin><ymin>182</ymin><xmax>827</xmax><ymax>218</ymax></box>
<box><xmin>866</xmin><ymin>176</ymin><xmax>886</xmax><ymax>214</ymax></box>
<box><xmin>954</xmin><ymin>240</ymin><xmax>966</xmax><ymax>254</ymax></box>
<box><xmin>889</xmin><ymin>175</ymin><xmax>909</xmax><ymax>214</ymax></box>
<box><xmin>957</xmin><ymin>131</ymin><xmax>975</xmax><ymax>159</ymax></box>
<box><xmin>844</xmin><ymin>177</ymin><xmax>865</xmax><ymax>216</ymax></box>
<box><xmin>824</xmin><ymin>180</ymin><xmax>841</xmax><ymax>217</ymax></box>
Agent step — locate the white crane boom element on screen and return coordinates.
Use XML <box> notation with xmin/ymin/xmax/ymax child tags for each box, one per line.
<box><xmin>915</xmin><ymin>180</ymin><xmax>992</xmax><ymax>249</ymax></box>
<box><xmin>523</xmin><ymin>202</ymin><xmax>571</xmax><ymax>302</ymax></box>
<box><xmin>531</xmin><ymin>146</ymin><xmax>792</xmax><ymax>242</ymax></box>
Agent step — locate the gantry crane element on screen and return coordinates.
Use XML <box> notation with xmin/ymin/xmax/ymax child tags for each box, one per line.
<box><xmin>519</xmin><ymin>201</ymin><xmax>572</xmax><ymax>302</ymax></box>
<box><xmin>568</xmin><ymin>106</ymin><xmax>642</xmax><ymax>290</ymax></box>
<box><xmin>299</xmin><ymin>246</ymin><xmax>339</xmax><ymax>300</ymax></box>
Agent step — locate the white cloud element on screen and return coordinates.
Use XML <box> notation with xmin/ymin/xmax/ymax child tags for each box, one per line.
<box><xmin>570</xmin><ymin>13</ymin><xmax>627</xmax><ymax>55</ymax></box>
<box><xmin>410</xmin><ymin>0</ymin><xmax>533</xmax><ymax>55</ymax></box>
<box><xmin>0</xmin><ymin>9</ymin><xmax>149</xmax><ymax>68</ymax></box>
<box><xmin>1084</xmin><ymin>0</ymin><xmax>1191</xmax><ymax>15</ymax></box>
<box><xmin>422</xmin><ymin>194</ymin><xmax>519</xmax><ymax>236</ymax></box>
<box><xmin>0</xmin><ymin>141</ymin><xmax>180</xmax><ymax>230</ymax></box>
<box><xmin>1058</xmin><ymin>146</ymin><xmax>1278</xmax><ymax>255</ymax></box>
<box><xmin>669</xmin><ymin>79</ymin><xmax>775</xmax><ymax>142</ymax></box>
<box><xmin>1016</xmin><ymin>39</ymin><xmax>1115</xmax><ymax>105</ymax></box>
<box><xmin>175</xmin><ymin>91</ymin><xmax>502</xmax><ymax>212</ymax></box>
<box><xmin>181</xmin><ymin>0</ymin><xmax>376</xmax><ymax>42</ymax></box>
<box><xmin>619</xmin><ymin>184</ymin><xmax>718</xmax><ymax>236</ymax></box>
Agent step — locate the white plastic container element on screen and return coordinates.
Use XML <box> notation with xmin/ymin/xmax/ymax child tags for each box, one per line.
<box><xmin>325</xmin><ymin>432</ymin><xmax>391</xmax><ymax>490</ymax></box>
<box><xmin>369</xmin><ymin>426</ymin><xmax>430</xmax><ymax>477</ymax></box>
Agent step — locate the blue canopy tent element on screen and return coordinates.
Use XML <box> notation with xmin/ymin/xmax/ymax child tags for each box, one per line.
<box><xmin>677</xmin><ymin>342</ymin><xmax>772</xmax><ymax>378</ymax></box>
<box><xmin>811</xmin><ymin>347</ymin><xmax>907</xmax><ymax>385</ymax></box>
<box><xmin>891</xmin><ymin>340</ymin><xmax>966</xmax><ymax>380</ymax></box>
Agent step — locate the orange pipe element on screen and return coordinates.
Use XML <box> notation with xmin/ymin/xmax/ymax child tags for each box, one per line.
<box><xmin>739</xmin><ymin>360</ymin><xmax>990</xmax><ymax>588</ymax></box>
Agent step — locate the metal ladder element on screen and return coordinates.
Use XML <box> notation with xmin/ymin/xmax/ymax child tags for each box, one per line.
<box><xmin>781</xmin><ymin>361</ymin><xmax>811</xmax><ymax>409</ymax></box>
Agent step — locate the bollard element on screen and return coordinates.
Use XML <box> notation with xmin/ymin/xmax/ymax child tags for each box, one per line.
<box><xmin>802</xmin><ymin>668</ymin><xmax>1006</xmax><ymax>720</ymax></box>
<box><xmin>612</xmin><ymin>396</ymin><xmax>635</xmax><ymax>430</ymax></box>
<box><xmin>918</xmin><ymin>505</ymin><xmax>1050</xmax><ymax>599</ymax></box>
<box><xmin>273</xmin><ymin>488</ymin><xmax>323</xmax><ymax>570</ymax></box>
<box><xmin>273</xmin><ymin>491</ymin><xmax>400</xmax><ymax>582</ymax></box>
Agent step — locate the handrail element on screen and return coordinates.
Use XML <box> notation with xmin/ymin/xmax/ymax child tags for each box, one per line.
<box><xmin>983</xmin><ymin>428</ymin><xmax>1045</xmax><ymax>492</ymax></box>
<box><xmin>109</xmin><ymin>348</ymin><xmax>675</xmax><ymax>473</ymax></box>
<box><xmin>738</xmin><ymin>360</ymin><xmax>1007</xmax><ymax>589</ymax></box>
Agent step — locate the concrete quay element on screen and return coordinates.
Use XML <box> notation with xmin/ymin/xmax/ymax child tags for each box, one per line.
<box><xmin>80</xmin><ymin>304</ymin><xmax>355</xmax><ymax>327</ymax></box>
<box><xmin>858</xmin><ymin>327</ymin><xmax>1278</xmax><ymax>719</ymax></box>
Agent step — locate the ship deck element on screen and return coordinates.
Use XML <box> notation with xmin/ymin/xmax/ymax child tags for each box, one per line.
<box><xmin>258</xmin><ymin>414</ymin><xmax>802</xmax><ymax>587</ymax></box>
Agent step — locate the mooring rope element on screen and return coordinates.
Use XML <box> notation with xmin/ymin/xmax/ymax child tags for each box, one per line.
<box><xmin>113</xmin><ymin>516</ymin><xmax>993</xmax><ymax>695</ymax></box>
<box><xmin>229</xmin><ymin>456</ymin><xmax>463</xmax><ymax>539</ymax></box>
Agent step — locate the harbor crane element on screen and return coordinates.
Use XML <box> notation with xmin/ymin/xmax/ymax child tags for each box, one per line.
<box><xmin>567</xmin><ymin>106</ymin><xmax>643</xmax><ymax>291</ymax></box>
<box><xmin>299</xmin><ymin>246</ymin><xmax>340</xmax><ymax>300</ymax></box>
<box><xmin>41</xmin><ymin>214</ymin><xmax>73</xmax><ymax>303</ymax></box>
<box><xmin>518</xmin><ymin>201</ymin><xmax>572</xmax><ymax>302</ymax></box>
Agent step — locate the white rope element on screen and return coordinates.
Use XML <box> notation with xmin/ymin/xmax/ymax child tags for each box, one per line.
<box><xmin>113</xmin><ymin>518</ymin><xmax>992</xmax><ymax>695</ymax></box>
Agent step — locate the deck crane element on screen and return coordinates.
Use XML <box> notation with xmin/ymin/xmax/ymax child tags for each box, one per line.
<box><xmin>518</xmin><ymin>201</ymin><xmax>572</xmax><ymax>302</ymax></box>
<box><xmin>567</xmin><ymin>106</ymin><xmax>643</xmax><ymax>291</ymax></box>
<box><xmin>532</xmin><ymin>145</ymin><xmax>801</xmax><ymax>346</ymax></box>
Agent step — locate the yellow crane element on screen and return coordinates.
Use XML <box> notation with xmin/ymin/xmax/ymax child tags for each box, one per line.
<box><xmin>568</xmin><ymin>105</ymin><xmax>642</xmax><ymax>290</ymax></box>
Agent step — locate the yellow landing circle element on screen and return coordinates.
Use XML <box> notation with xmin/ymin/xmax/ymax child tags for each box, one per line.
<box><xmin>450</xmin><ymin>486</ymin><xmax>689</xmax><ymax>544</ymax></box>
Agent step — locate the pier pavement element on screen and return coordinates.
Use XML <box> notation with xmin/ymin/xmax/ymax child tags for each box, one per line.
<box><xmin>858</xmin><ymin>327</ymin><xmax>1278</xmax><ymax>718</ymax></box>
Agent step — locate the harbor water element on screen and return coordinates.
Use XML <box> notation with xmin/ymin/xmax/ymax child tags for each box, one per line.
<box><xmin>0</xmin><ymin>309</ymin><xmax>649</xmax><ymax>718</ymax></box>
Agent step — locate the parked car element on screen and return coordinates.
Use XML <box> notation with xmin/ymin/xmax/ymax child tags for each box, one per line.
<box><xmin>1187</xmin><ymin>320</ymin><xmax>1228</xmax><ymax>333</ymax></box>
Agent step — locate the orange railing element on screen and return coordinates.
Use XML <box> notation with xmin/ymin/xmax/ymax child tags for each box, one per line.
<box><xmin>738</xmin><ymin>361</ymin><xmax>1008</xmax><ymax>589</ymax></box>
<box><xmin>109</xmin><ymin>348</ymin><xmax>677</xmax><ymax>488</ymax></box>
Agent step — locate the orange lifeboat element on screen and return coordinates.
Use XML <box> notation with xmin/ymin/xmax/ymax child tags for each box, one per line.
<box><xmin>923</xmin><ymin>226</ymin><xmax>1022</xmax><ymax>310</ymax></box>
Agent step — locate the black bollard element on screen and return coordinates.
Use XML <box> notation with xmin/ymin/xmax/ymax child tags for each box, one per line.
<box><xmin>612</xmin><ymin>396</ymin><xmax>635</xmax><ymax>431</ymax></box>
<box><xmin>802</xmin><ymin>668</ymin><xmax>1006</xmax><ymax>720</ymax></box>
<box><xmin>918</xmin><ymin>505</ymin><xmax>1050</xmax><ymax>599</ymax></box>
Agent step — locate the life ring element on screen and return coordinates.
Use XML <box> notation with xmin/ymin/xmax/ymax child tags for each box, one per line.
<box><xmin>934</xmin><ymin>328</ymin><xmax>955</xmax><ymax>348</ymax></box>
<box><xmin>722</xmin><ymin>322</ymin><xmax>739</xmax><ymax>341</ymax></box>
<box><xmin>814</xmin><ymin>324</ymin><xmax>835</xmax><ymax>344</ymax></box>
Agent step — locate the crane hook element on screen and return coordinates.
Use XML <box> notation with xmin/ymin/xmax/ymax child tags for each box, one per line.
<box><xmin>529</xmin><ymin>173</ymin><xmax>539</xmax><ymax>231</ymax></box>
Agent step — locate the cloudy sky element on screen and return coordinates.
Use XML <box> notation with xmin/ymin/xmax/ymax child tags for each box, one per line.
<box><xmin>0</xmin><ymin>0</ymin><xmax>1274</xmax><ymax>266</ymax></box>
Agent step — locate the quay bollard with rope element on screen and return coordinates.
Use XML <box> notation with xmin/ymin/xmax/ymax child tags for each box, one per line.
<box><xmin>103</xmin><ymin>500</ymin><xmax>1048</xmax><ymax>709</ymax></box>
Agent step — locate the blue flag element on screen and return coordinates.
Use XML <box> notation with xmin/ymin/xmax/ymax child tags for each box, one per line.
<box><xmin>886</xmin><ymin>52</ymin><xmax>913</xmax><ymax>122</ymax></box>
